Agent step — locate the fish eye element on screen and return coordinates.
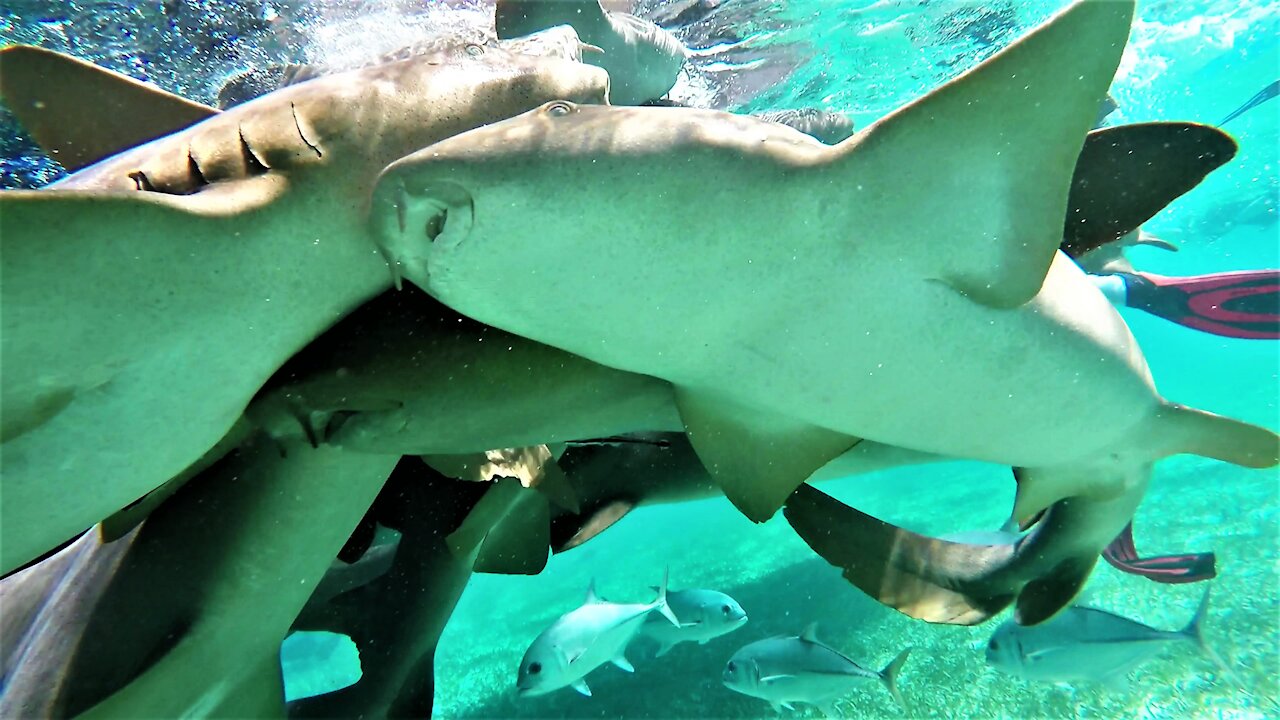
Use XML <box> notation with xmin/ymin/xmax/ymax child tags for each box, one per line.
<box><xmin>722</xmin><ymin>604</ymin><xmax>732</xmax><ymax>614</ymax></box>
<box><xmin>988</xmin><ymin>639</ymin><xmax>999</xmax><ymax>650</ymax></box>
<box><xmin>465</xmin><ymin>44</ymin><xmax>484</xmax><ymax>56</ymax></box>
<box><xmin>545</xmin><ymin>101</ymin><xmax>575</xmax><ymax>118</ymax></box>
<box><xmin>528</xmin><ymin>662</ymin><xmax>542</xmax><ymax>674</ymax></box>
<box><xmin>726</xmin><ymin>661</ymin><xmax>736</xmax><ymax>672</ymax></box>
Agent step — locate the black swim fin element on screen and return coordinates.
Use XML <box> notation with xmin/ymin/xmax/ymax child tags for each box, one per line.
<box><xmin>1219</xmin><ymin>80</ymin><xmax>1279</xmax><ymax>126</ymax></box>
<box><xmin>1061</xmin><ymin>122</ymin><xmax>1237</xmax><ymax>258</ymax></box>
<box><xmin>1119</xmin><ymin>270</ymin><xmax>1280</xmax><ymax>340</ymax></box>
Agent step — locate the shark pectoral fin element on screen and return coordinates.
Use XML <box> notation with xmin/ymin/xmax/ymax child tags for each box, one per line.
<box><xmin>98</xmin><ymin>417</ymin><xmax>254</xmax><ymax>542</ymax></box>
<box><xmin>675</xmin><ymin>388</ymin><xmax>859</xmax><ymax>523</ymax></box>
<box><xmin>444</xmin><ymin>476</ymin><xmax>524</xmax><ymax>559</ymax></box>
<box><xmin>534</xmin><ymin>455</ymin><xmax>582</xmax><ymax>514</ymax></box>
<box><xmin>551</xmin><ymin>499</ymin><xmax>636</xmax><ymax>553</ymax></box>
<box><xmin>571</xmin><ymin>679</ymin><xmax>592</xmax><ymax>697</ymax></box>
<box><xmin>473</xmin><ymin>485</ymin><xmax>551</xmax><ymax>575</ymax></box>
<box><xmin>784</xmin><ymin>483</ymin><xmax>1016</xmax><ymax>625</ymax></box>
<box><xmin>1061</xmin><ymin>123</ymin><xmax>1236</xmax><ymax>258</ymax></box>
<box><xmin>610</xmin><ymin>655</ymin><xmax>635</xmax><ymax>673</ymax></box>
<box><xmin>1</xmin><ymin>181</ymin><xmax>289</xmax><ymax>261</ymax></box>
<box><xmin>0</xmin><ymin>45</ymin><xmax>219</xmax><ymax>172</ymax></box>
<box><xmin>162</xmin><ymin>173</ymin><xmax>292</xmax><ymax>217</ymax></box>
<box><xmin>1010</xmin><ymin>467</ymin><xmax>1125</xmax><ymax>527</ymax></box>
<box><xmin>99</xmin><ymin>472</ymin><xmax>189</xmax><ymax>543</ymax></box>
<box><xmin>1014</xmin><ymin>555</ymin><xmax>1097</xmax><ymax>626</ymax></box>
<box><xmin>835</xmin><ymin>0</ymin><xmax>1134</xmax><ymax>308</ymax></box>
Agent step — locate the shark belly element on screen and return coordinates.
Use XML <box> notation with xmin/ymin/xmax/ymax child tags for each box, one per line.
<box><xmin>702</xmin><ymin>252</ymin><xmax>1162</xmax><ymax>467</ymax></box>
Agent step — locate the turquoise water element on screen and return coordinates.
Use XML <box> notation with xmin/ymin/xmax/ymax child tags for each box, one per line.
<box><xmin>430</xmin><ymin>2</ymin><xmax>1280</xmax><ymax>718</ymax></box>
<box><xmin>1</xmin><ymin>0</ymin><xmax>1276</xmax><ymax>717</ymax></box>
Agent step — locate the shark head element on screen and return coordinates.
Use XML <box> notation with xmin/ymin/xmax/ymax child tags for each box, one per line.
<box><xmin>369</xmin><ymin>101</ymin><xmax>830</xmax><ymax>372</ymax></box>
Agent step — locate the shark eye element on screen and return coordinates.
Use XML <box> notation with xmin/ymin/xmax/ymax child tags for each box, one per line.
<box><xmin>465</xmin><ymin>44</ymin><xmax>484</xmax><ymax>56</ymax></box>
<box><xmin>528</xmin><ymin>662</ymin><xmax>542</xmax><ymax>675</ymax></box>
<box><xmin>545</xmin><ymin>101</ymin><xmax>575</xmax><ymax>118</ymax></box>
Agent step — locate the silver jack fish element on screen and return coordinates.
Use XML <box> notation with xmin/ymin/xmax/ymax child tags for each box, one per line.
<box><xmin>640</xmin><ymin>587</ymin><xmax>748</xmax><ymax>657</ymax></box>
<box><xmin>517</xmin><ymin>570</ymin><xmax>679</xmax><ymax>697</ymax></box>
<box><xmin>986</xmin><ymin>588</ymin><xmax>1221</xmax><ymax>687</ymax></box>
<box><xmin>722</xmin><ymin>624</ymin><xmax>910</xmax><ymax>713</ymax></box>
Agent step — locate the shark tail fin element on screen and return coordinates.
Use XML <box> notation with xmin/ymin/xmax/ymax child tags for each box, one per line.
<box><xmin>784</xmin><ymin>483</ymin><xmax>1016</xmax><ymax>626</ymax></box>
<box><xmin>652</xmin><ymin>566</ymin><xmax>679</xmax><ymax>626</ymax></box>
<box><xmin>878</xmin><ymin>648</ymin><xmax>911</xmax><ymax>709</ymax></box>
<box><xmin>1154</xmin><ymin>403</ymin><xmax>1279</xmax><ymax>469</ymax></box>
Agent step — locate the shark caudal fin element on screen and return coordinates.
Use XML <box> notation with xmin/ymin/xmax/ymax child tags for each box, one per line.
<box><xmin>1154</xmin><ymin>403</ymin><xmax>1280</xmax><ymax>469</ymax></box>
<box><xmin>785</xmin><ymin>482</ymin><xmax>1135</xmax><ymax>627</ymax></box>
<box><xmin>783</xmin><ymin>484</ymin><xmax>1017</xmax><ymax>626</ymax></box>
<box><xmin>829</xmin><ymin>0</ymin><xmax>1135</xmax><ymax>309</ymax></box>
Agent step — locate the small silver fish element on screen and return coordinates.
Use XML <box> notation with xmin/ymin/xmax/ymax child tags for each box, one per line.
<box><xmin>517</xmin><ymin>570</ymin><xmax>679</xmax><ymax>698</ymax></box>
<box><xmin>640</xmin><ymin>587</ymin><xmax>748</xmax><ymax>656</ymax></box>
<box><xmin>722</xmin><ymin>623</ymin><xmax>910</xmax><ymax>713</ymax></box>
<box><xmin>985</xmin><ymin>587</ymin><xmax>1218</xmax><ymax>687</ymax></box>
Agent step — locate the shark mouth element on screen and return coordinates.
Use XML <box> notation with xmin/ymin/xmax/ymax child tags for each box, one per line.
<box><xmin>397</xmin><ymin>180</ymin><xmax>475</xmax><ymax>252</ymax></box>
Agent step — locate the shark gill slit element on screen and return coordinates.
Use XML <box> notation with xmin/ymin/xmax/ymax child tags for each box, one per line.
<box><xmin>238</xmin><ymin>126</ymin><xmax>271</xmax><ymax>174</ymax></box>
<box><xmin>290</xmin><ymin>102</ymin><xmax>324</xmax><ymax>158</ymax></box>
<box><xmin>127</xmin><ymin>170</ymin><xmax>154</xmax><ymax>192</ymax></box>
<box><xmin>186</xmin><ymin>149</ymin><xmax>209</xmax><ymax>188</ymax></box>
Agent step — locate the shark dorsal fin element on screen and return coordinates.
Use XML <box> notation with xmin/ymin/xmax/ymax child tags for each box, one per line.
<box><xmin>830</xmin><ymin>0</ymin><xmax>1135</xmax><ymax>309</ymax></box>
<box><xmin>800</xmin><ymin>622</ymin><xmax>821</xmax><ymax>644</ymax></box>
<box><xmin>585</xmin><ymin>580</ymin><xmax>601</xmax><ymax>604</ymax></box>
<box><xmin>0</xmin><ymin>45</ymin><xmax>219</xmax><ymax>172</ymax></box>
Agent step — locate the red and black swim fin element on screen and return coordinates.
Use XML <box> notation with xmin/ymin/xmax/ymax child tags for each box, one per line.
<box><xmin>1101</xmin><ymin>521</ymin><xmax>1216</xmax><ymax>584</ymax></box>
<box><xmin>1118</xmin><ymin>270</ymin><xmax>1280</xmax><ymax>340</ymax></box>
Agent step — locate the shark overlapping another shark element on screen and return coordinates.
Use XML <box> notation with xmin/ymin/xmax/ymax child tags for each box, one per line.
<box><xmin>370</xmin><ymin>0</ymin><xmax>1279</xmax><ymax>625</ymax></box>
<box><xmin>0</xmin><ymin>39</ymin><xmax>609</xmax><ymax>575</ymax></box>
<box><xmin>0</xmin><ymin>9</ymin><xmax>1274</xmax><ymax>720</ymax></box>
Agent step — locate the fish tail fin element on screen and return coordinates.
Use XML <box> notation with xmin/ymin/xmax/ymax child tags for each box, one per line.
<box><xmin>878</xmin><ymin>648</ymin><xmax>911</xmax><ymax>709</ymax></box>
<box><xmin>652</xmin><ymin>566</ymin><xmax>679</xmax><ymax>626</ymax></box>
<box><xmin>1180</xmin><ymin>587</ymin><xmax>1234</xmax><ymax>679</ymax></box>
<box><xmin>1152</xmin><ymin>403</ymin><xmax>1279</xmax><ymax>469</ymax></box>
<box><xmin>1181</xmin><ymin>586</ymin><xmax>1211</xmax><ymax>649</ymax></box>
